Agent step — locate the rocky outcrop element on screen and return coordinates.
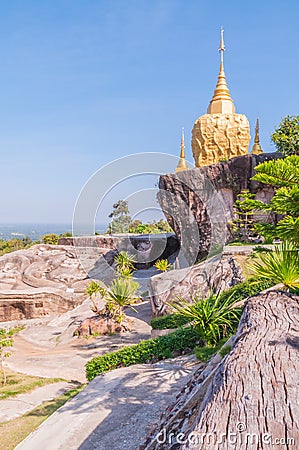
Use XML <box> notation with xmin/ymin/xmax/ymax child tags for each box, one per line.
<box><xmin>158</xmin><ymin>153</ymin><xmax>280</xmax><ymax>261</ymax></box>
<box><xmin>59</xmin><ymin>234</ymin><xmax>180</xmax><ymax>270</ymax></box>
<box><xmin>143</xmin><ymin>290</ymin><xmax>299</xmax><ymax>449</ymax></box>
<box><xmin>149</xmin><ymin>253</ymin><xmax>243</xmax><ymax>316</ymax></box>
<box><xmin>0</xmin><ymin>289</ymin><xmax>85</xmax><ymax>321</ymax></box>
<box><xmin>0</xmin><ymin>244</ymin><xmax>93</xmax><ymax>321</ymax></box>
<box><xmin>74</xmin><ymin>314</ymin><xmax>133</xmax><ymax>336</ymax></box>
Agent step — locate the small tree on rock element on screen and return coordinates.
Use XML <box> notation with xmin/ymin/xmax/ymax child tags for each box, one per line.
<box><xmin>271</xmin><ymin>115</ymin><xmax>299</xmax><ymax>156</ymax></box>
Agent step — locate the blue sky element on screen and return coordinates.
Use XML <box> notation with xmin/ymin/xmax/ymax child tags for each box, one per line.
<box><xmin>0</xmin><ymin>0</ymin><xmax>298</xmax><ymax>224</ymax></box>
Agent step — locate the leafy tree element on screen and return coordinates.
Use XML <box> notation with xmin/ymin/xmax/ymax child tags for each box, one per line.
<box><xmin>0</xmin><ymin>237</ymin><xmax>34</xmax><ymax>256</ymax></box>
<box><xmin>0</xmin><ymin>326</ymin><xmax>23</xmax><ymax>385</ymax></box>
<box><xmin>231</xmin><ymin>190</ymin><xmax>267</xmax><ymax>242</ymax></box>
<box><xmin>271</xmin><ymin>115</ymin><xmax>299</xmax><ymax>156</ymax></box>
<box><xmin>128</xmin><ymin>219</ymin><xmax>173</xmax><ymax>234</ymax></box>
<box><xmin>108</xmin><ymin>200</ymin><xmax>132</xmax><ymax>233</ymax></box>
<box><xmin>59</xmin><ymin>232</ymin><xmax>72</xmax><ymax>238</ymax></box>
<box><xmin>42</xmin><ymin>234</ymin><xmax>59</xmax><ymax>245</ymax></box>
<box><xmin>252</xmin><ymin>155</ymin><xmax>299</xmax><ymax>243</ymax></box>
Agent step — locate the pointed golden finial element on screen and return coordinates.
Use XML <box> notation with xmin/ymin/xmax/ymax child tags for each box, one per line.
<box><xmin>176</xmin><ymin>128</ymin><xmax>189</xmax><ymax>172</ymax></box>
<box><xmin>207</xmin><ymin>27</ymin><xmax>235</xmax><ymax>115</ymax></box>
<box><xmin>250</xmin><ymin>118</ymin><xmax>263</xmax><ymax>154</ymax></box>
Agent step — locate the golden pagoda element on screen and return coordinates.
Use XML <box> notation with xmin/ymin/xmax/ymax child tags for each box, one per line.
<box><xmin>176</xmin><ymin>128</ymin><xmax>189</xmax><ymax>172</ymax></box>
<box><xmin>192</xmin><ymin>28</ymin><xmax>251</xmax><ymax>167</ymax></box>
<box><xmin>250</xmin><ymin>119</ymin><xmax>263</xmax><ymax>155</ymax></box>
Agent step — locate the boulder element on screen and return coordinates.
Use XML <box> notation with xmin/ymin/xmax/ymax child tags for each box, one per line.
<box><xmin>75</xmin><ymin>314</ymin><xmax>133</xmax><ymax>336</ymax></box>
<box><xmin>149</xmin><ymin>253</ymin><xmax>244</xmax><ymax>316</ymax></box>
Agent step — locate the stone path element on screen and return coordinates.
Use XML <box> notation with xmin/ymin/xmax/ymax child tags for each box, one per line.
<box><xmin>0</xmin><ymin>381</ymin><xmax>76</xmax><ymax>422</ymax></box>
<box><xmin>6</xmin><ymin>299</ymin><xmax>152</xmax><ymax>383</ymax></box>
<box><xmin>16</xmin><ymin>356</ymin><xmax>197</xmax><ymax>450</ymax></box>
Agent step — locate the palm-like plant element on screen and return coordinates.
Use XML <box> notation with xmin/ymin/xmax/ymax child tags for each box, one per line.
<box><xmin>154</xmin><ymin>259</ymin><xmax>172</xmax><ymax>272</ymax></box>
<box><xmin>114</xmin><ymin>251</ymin><xmax>137</xmax><ymax>276</ymax></box>
<box><xmin>169</xmin><ymin>293</ymin><xmax>241</xmax><ymax>346</ymax></box>
<box><xmin>106</xmin><ymin>278</ymin><xmax>139</xmax><ymax>322</ymax></box>
<box><xmin>85</xmin><ymin>281</ymin><xmax>106</xmax><ymax>313</ymax></box>
<box><xmin>250</xmin><ymin>241</ymin><xmax>299</xmax><ymax>291</ymax></box>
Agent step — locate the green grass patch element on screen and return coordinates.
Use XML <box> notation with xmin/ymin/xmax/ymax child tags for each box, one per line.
<box><xmin>0</xmin><ymin>371</ymin><xmax>65</xmax><ymax>400</ymax></box>
<box><xmin>86</xmin><ymin>327</ymin><xmax>201</xmax><ymax>381</ymax></box>
<box><xmin>0</xmin><ymin>385</ymin><xmax>84</xmax><ymax>450</ymax></box>
<box><xmin>150</xmin><ymin>314</ymin><xmax>190</xmax><ymax>330</ymax></box>
<box><xmin>195</xmin><ymin>338</ymin><xmax>230</xmax><ymax>362</ymax></box>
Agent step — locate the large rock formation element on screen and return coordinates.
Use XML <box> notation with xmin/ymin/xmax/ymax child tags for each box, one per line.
<box><xmin>149</xmin><ymin>253</ymin><xmax>243</xmax><ymax>316</ymax></box>
<box><xmin>59</xmin><ymin>234</ymin><xmax>179</xmax><ymax>270</ymax></box>
<box><xmin>159</xmin><ymin>153</ymin><xmax>280</xmax><ymax>262</ymax></box>
<box><xmin>143</xmin><ymin>290</ymin><xmax>299</xmax><ymax>449</ymax></box>
<box><xmin>0</xmin><ymin>244</ymin><xmax>93</xmax><ymax>321</ymax></box>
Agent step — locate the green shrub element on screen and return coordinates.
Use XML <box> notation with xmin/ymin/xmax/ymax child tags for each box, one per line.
<box><xmin>218</xmin><ymin>278</ymin><xmax>273</xmax><ymax>303</ymax></box>
<box><xmin>250</xmin><ymin>241</ymin><xmax>299</xmax><ymax>291</ymax></box>
<box><xmin>150</xmin><ymin>314</ymin><xmax>190</xmax><ymax>330</ymax></box>
<box><xmin>151</xmin><ymin>279</ymin><xmax>273</xmax><ymax>331</ymax></box>
<box><xmin>85</xmin><ymin>327</ymin><xmax>200</xmax><ymax>380</ymax></box>
<box><xmin>195</xmin><ymin>337</ymin><xmax>229</xmax><ymax>362</ymax></box>
<box><xmin>170</xmin><ymin>293</ymin><xmax>241</xmax><ymax>346</ymax></box>
<box><xmin>219</xmin><ymin>344</ymin><xmax>232</xmax><ymax>358</ymax></box>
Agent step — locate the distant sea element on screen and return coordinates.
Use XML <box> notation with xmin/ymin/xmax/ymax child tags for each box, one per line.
<box><xmin>0</xmin><ymin>224</ymin><xmax>107</xmax><ymax>241</ymax></box>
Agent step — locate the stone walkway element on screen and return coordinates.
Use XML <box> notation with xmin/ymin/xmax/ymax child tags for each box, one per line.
<box><xmin>6</xmin><ymin>300</ymin><xmax>152</xmax><ymax>383</ymax></box>
<box><xmin>16</xmin><ymin>356</ymin><xmax>197</xmax><ymax>450</ymax></box>
<box><xmin>0</xmin><ymin>381</ymin><xmax>76</xmax><ymax>422</ymax></box>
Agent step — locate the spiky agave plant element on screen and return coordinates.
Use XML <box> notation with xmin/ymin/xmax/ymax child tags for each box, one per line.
<box><xmin>169</xmin><ymin>292</ymin><xmax>241</xmax><ymax>346</ymax></box>
<box><xmin>154</xmin><ymin>259</ymin><xmax>172</xmax><ymax>272</ymax></box>
<box><xmin>250</xmin><ymin>240</ymin><xmax>299</xmax><ymax>291</ymax></box>
<box><xmin>105</xmin><ymin>277</ymin><xmax>139</xmax><ymax>323</ymax></box>
<box><xmin>114</xmin><ymin>251</ymin><xmax>137</xmax><ymax>276</ymax></box>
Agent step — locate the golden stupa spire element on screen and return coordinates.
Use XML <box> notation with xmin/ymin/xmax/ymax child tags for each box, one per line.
<box><xmin>250</xmin><ymin>118</ymin><xmax>263</xmax><ymax>154</ymax></box>
<box><xmin>207</xmin><ymin>27</ymin><xmax>236</xmax><ymax>115</ymax></box>
<box><xmin>176</xmin><ymin>128</ymin><xmax>189</xmax><ymax>172</ymax></box>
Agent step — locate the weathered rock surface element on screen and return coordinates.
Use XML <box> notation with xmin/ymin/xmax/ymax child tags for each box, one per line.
<box><xmin>0</xmin><ymin>289</ymin><xmax>85</xmax><ymax>322</ymax></box>
<box><xmin>75</xmin><ymin>314</ymin><xmax>133</xmax><ymax>336</ymax></box>
<box><xmin>59</xmin><ymin>234</ymin><xmax>180</xmax><ymax>270</ymax></box>
<box><xmin>159</xmin><ymin>153</ymin><xmax>280</xmax><ymax>261</ymax></box>
<box><xmin>0</xmin><ymin>244</ymin><xmax>98</xmax><ymax>321</ymax></box>
<box><xmin>143</xmin><ymin>290</ymin><xmax>299</xmax><ymax>449</ymax></box>
<box><xmin>149</xmin><ymin>253</ymin><xmax>243</xmax><ymax>316</ymax></box>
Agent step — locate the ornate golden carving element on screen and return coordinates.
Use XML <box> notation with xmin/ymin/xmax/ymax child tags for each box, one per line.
<box><xmin>192</xmin><ymin>113</ymin><xmax>251</xmax><ymax>167</ymax></box>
